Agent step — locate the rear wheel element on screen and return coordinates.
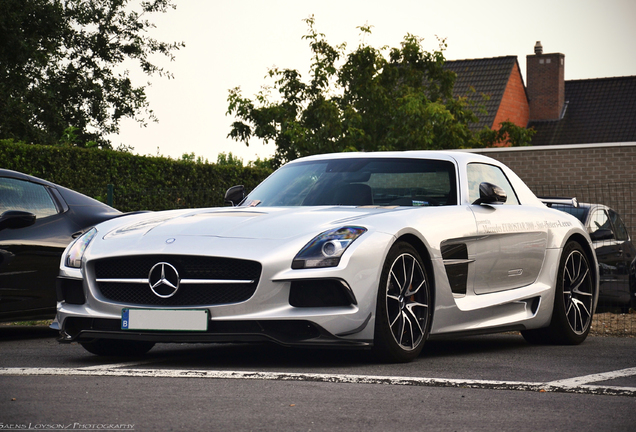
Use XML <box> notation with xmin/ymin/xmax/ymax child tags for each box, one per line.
<box><xmin>522</xmin><ymin>241</ymin><xmax>594</xmax><ymax>344</ymax></box>
<box><xmin>373</xmin><ymin>242</ymin><xmax>431</xmax><ymax>363</ymax></box>
<box><xmin>81</xmin><ymin>339</ymin><xmax>155</xmax><ymax>357</ymax></box>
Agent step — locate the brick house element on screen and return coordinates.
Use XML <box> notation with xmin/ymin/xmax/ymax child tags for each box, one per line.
<box><xmin>445</xmin><ymin>42</ymin><xmax>636</xmax><ymax>146</ymax></box>
<box><xmin>445</xmin><ymin>56</ymin><xmax>530</xmax><ymax>135</ymax></box>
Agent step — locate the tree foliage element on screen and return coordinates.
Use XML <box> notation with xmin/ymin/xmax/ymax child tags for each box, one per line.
<box><xmin>227</xmin><ymin>17</ymin><xmax>534</xmax><ymax>168</ymax></box>
<box><xmin>0</xmin><ymin>0</ymin><xmax>184</xmax><ymax>149</ymax></box>
<box><xmin>216</xmin><ymin>151</ymin><xmax>244</xmax><ymax>167</ymax></box>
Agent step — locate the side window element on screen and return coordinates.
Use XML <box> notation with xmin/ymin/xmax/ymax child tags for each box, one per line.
<box><xmin>467</xmin><ymin>163</ymin><xmax>519</xmax><ymax>205</ymax></box>
<box><xmin>608</xmin><ymin>210</ymin><xmax>629</xmax><ymax>241</ymax></box>
<box><xmin>588</xmin><ymin>209</ymin><xmax>611</xmax><ymax>235</ymax></box>
<box><xmin>0</xmin><ymin>178</ymin><xmax>58</xmax><ymax>219</ymax></box>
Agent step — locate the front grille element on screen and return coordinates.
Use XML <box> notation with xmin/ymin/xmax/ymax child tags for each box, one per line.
<box><xmin>94</xmin><ymin>255</ymin><xmax>260</xmax><ymax>280</ymax></box>
<box><xmin>92</xmin><ymin>255</ymin><xmax>261</xmax><ymax>306</ymax></box>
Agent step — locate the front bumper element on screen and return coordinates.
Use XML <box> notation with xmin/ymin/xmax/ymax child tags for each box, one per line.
<box><xmin>56</xmin><ymin>316</ymin><xmax>372</xmax><ymax>348</ymax></box>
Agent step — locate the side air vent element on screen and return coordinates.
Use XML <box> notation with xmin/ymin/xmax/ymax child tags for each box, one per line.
<box><xmin>289</xmin><ymin>279</ymin><xmax>356</xmax><ymax>308</ymax></box>
<box><xmin>441</xmin><ymin>243</ymin><xmax>472</xmax><ymax>295</ymax></box>
<box><xmin>56</xmin><ymin>277</ymin><xmax>85</xmax><ymax>305</ymax></box>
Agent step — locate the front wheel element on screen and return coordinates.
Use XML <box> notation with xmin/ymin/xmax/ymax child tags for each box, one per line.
<box><xmin>522</xmin><ymin>241</ymin><xmax>595</xmax><ymax>345</ymax></box>
<box><xmin>373</xmin><ymin>242</ymin><xmax>431</xmax><ymax>363</ymax></box>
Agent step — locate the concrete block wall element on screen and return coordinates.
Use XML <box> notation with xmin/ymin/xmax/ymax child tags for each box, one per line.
<box><xmin>476</xmin><ymin>144</ymin><xmax>636</xmax><ymax>185</ymax></box>
<box><xmin>473</xmin><ymin>143</ymin><xmax>636</xmax><ymax>237</ymax></box>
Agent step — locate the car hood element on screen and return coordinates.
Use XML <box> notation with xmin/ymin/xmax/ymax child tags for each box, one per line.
<box><xmin>102</xmin><ymin>206</ymin><xmax>410</xmax><ymax>241</ymax></box>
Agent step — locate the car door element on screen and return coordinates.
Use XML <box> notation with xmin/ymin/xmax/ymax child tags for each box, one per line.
<box><xmin>0</xmin><ymin>177</ymin><xmax>77</xmax><ymax>319</ymax></box>
<box><xmin>466</xmin><ymin>163</ymin><xmax>549</xmax><ymax>295</ymax></box>
<box><xmin>606</xmin><ymin>209</ymin><xmax>634</xmax><ymax>305</ymax></box>
<box><xmin>588</xmin><ymin>207</ymin><xmax>626</xmax><ymax>305</ymax></box>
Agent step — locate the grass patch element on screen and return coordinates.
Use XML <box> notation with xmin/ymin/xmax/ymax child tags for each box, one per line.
<box><xmin>0</xmin><ymin>320</ymin><xmax>53</xmax><ymax>327</ymax></box>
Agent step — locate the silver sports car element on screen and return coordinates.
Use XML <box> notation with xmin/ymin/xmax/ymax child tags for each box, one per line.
<box><xmin>53</xmin><ymin>151</ymin><xmax>599</xmax><ymax>362</ymax></box>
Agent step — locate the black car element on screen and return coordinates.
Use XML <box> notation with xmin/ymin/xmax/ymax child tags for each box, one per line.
<box><xmin>0</xmin><ymin>169</ymin><xmax>121</xmax><ymax>322</ymax></box>
<box><xmin>552</xmin><ymin>202</ymin><xmax>636</xmax><ymax>311</ymax></box>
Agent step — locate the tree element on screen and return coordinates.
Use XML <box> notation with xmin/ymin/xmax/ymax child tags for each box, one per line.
<box><xmin>0</xmin><ymin>0</ymin><xmax>184</xmax><ymax>149</ymax></box>
<box><xmin>227</xmin><ymin>17</ymin><xmax>534</xmax><ymax>168</ymax></box>
<box><xmin>216</xmin><ymin>152</ymin><xmax>244</xmax><ymax>167</ymax></box>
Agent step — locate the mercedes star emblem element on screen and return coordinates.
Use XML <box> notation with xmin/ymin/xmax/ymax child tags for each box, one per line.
<box><xmin>148</xmin><ymin>262</ymin><xmax>180</xmax><ymax>298</ymax></box>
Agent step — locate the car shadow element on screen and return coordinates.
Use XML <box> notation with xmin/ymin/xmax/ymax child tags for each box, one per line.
<box><xmin>0</xmin><ymin>324</ymin><xmax>58</xmax><ymax>341</ymax></box>
<box><xmin>67</xmin><ymin>341</ymin><xmax>372</xmax><ymax>369</ymax></box>
<box><xmin>422</xmin><ymin>333</ymin><xmax>531</xmax><ymax>358</ymax></box>
<box><xmin>66</xmin><ymin>333</ymin><xmax>534</xmax><ymax>369</ymax></box>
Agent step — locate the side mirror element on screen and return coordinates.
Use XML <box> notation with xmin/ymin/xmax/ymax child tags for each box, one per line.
<box><xmin>473</xmin><ymin>182</ymin><xmax>507</xmax><ymax>205</ymax></box>
<box><xmin>0</xmin><ymin>210</ymin><xmax>36</xmax><ymax>231</ymax></box>
<box><xmin>590</xmin><ymin>229</ymin><xmax>614</xmax><ymax>241</ymax></box>
<box><xmin>224</xmin><ymin>185</ymin><xmax>245</xmax><ymax>207</ymax></box>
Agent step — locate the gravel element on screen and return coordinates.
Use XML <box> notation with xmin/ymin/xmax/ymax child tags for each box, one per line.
<box><xmin>591</xmin><ymin>311</ymin><xmax>636</xmax><ymax>337</ymax></box>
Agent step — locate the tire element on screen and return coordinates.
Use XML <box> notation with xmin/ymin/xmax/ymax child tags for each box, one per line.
<box><xmin>522</xmin><ymin>241</ymin><xmax>595</xmax><ymax>345</ymax></box>
<box><xmin>81</xmin><ymin>339</ymin><xmax>155</xmax><ymax>357</ymax></box>
<box><xmin>373</xmin><ymin>242</ymin><xmax>431</xmax><ymax>363</ymax></box>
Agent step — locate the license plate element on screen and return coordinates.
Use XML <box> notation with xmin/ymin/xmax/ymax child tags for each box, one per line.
<box><xmin>121</xmin><ymin>308</ymin><xmax>208</xmax><ymax>331</ymax></box>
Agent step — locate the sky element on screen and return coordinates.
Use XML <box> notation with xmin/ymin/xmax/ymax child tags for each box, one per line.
<box><xmin>109</xmin><ymin>0</ymin><xmax>636</xmax><ymax>163</ymax></box>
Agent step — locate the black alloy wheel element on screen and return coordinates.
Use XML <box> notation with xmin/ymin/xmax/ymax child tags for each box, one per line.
<box><xmin>522</xmin><ymin>241</ymin><xmax>595</xmax><ymax>345</ymax></box>
<box><xmin>373</xmin><ymin>242</ymin><xmax>431</xmax><ymax>362</ymax></box>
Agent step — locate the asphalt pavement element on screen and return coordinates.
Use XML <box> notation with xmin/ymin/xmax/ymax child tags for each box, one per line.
<box><xmin>1</xmin><ymin>325</ymin><xmax>635</xmax><ymax>431</ymax></box>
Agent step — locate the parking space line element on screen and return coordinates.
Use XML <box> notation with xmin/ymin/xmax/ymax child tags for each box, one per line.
<box><xmin>1</xmin><ymin>367</ymin><xmax>635</xmax><ymax>397</ymax></box>
<box><xmin>545</xmin><ymin>367</ymin><xmax>636</xmax><ymax>388</ymax></box>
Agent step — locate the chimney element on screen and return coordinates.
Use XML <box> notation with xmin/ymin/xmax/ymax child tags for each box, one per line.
<box><xmin>526</xmin><ymin>42</ymin><xmax>565</xmax><ymax>121</ymax></box>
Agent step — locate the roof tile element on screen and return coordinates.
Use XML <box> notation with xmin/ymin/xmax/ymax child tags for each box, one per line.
<box><xmin>528</xmin><ymin>76</ymin><xmax>636</xmax><ymax>145</ymax></box>
<box><xmin>445</xmin><ymin>56</ymin><xmax>518</xmax><ymax>131</ymax></box>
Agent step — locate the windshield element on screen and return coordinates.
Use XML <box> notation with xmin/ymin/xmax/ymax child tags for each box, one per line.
<box><xmin>241</xmin><ymin>158</ymin><xmax>457</xmax><ymax>207</ymax></box>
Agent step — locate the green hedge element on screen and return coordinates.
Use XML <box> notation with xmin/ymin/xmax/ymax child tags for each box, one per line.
<box><xmin>0</xmin><ymin>140</ymin><xmax>272</xmax><ymax>212</ymax></box>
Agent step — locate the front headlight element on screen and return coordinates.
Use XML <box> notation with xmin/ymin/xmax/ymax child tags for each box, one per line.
<box><xmin>292</xmin><ymin>226</ymin><xmax>367</xmax><ymax>269</ymax></box>
<box><xmin>65</xmin><ymin>227</ymin><xmax>97</xmax><ymax>268</ymax></box>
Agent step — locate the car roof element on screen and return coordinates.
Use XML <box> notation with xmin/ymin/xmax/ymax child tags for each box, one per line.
<box><xmin>286</xmin><ymin>150</ymin><xmax>499</xmax><ymax>166</ymax></box>
<box><xmin>0</xmin><ymin>168</ymin><xmax>120</xmax><ymax>213</ymax></box>
<box><xmin>0</xmin><ymin>168</ymin><xmax>58</xmax><ymax>187</ymax></box>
